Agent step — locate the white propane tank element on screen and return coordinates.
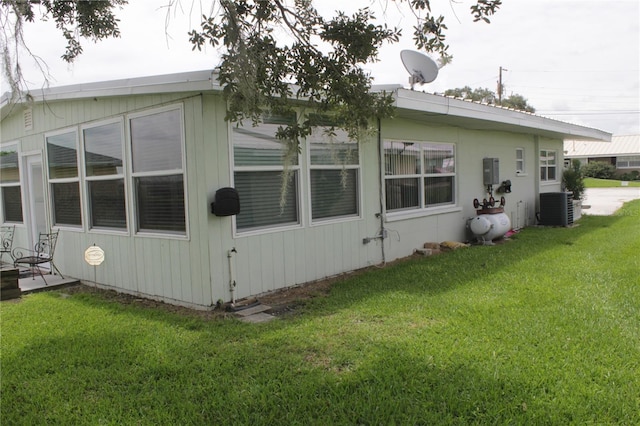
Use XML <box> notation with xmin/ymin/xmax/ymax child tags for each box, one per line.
<box><xmin>469</xmin><ymin>212</ymin><xmax>511</xmax><ymax>241</ymax></box>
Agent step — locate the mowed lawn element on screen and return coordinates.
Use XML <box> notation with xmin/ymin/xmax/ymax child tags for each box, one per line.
<box><xmin>2</xmin><ymin>201</ymin><xmax>639</xmax><ymax>425</ymax></box>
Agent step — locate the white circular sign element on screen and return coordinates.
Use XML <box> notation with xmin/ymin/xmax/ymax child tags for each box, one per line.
<box><xmin>85</xmin><ymin>245</ymin><xmax>105</xmax><ymax>266</ymax></box>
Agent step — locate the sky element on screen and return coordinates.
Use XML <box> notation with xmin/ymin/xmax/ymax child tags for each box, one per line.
<box><xmin>5</xmin><ymin>0</ymin><xmax>640</xmax><ymax>136</ymax></box>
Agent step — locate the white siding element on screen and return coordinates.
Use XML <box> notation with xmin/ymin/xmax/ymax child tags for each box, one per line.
<box><xmin>2</xmin><ymin>89</ymin><xmax>565</xmax><ymax>308</ymax></box>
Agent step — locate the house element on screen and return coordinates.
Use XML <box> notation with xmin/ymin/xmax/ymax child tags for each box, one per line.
<box><xmin>564</xmin><ymin>135</ymin><xmax>640</xmax><ymax>178</ymax></box>
<box><xmin>0</xmin><ymin>70</ymin><xmax>611</xmax><ymax>309</ymax></box>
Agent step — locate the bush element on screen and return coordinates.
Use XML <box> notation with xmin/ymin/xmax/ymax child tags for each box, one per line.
<box><xmin>582</xmin><ymin>161</ymin><xmax>616</xmax><ymax>179</ymax></box>
<box><xmin>562</xmin><ymin>159</ymin><xmax>585</xmax><ymax>200</ymax></box>
<box><xmin>619</xmin><ymin>171</ymin><xmax>640</xmax><ymax>181</ymax></box>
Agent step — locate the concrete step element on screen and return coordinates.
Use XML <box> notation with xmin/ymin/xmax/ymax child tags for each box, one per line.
<box><xmin>234</xmin><ymin>303</ymin><xmax>272</xmax><ymax>317</ymax></box>
<box><xmin>237</xmin><ymin>312</ymin><xmax>277</xmax><ymax>323</ymax></box>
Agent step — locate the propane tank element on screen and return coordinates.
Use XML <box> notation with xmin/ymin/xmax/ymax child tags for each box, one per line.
<box><xmin>469</xmin><ymin>211</ymin><xmax>511</xmax><ymax>242</ymax></box>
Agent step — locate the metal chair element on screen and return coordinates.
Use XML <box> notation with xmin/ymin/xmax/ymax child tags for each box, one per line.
<box><xmin>0</xmin><ymin>225</ymin><xmax>15</xmax><ymax>264</ymax></box>
<box><xmin>13</xmin><ymin>231</ymin><xmax>64</xmax><ymax>285</ymax></box>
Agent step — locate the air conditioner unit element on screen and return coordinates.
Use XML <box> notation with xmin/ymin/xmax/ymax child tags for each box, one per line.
<box><xmin>539</xmin><ymin>192</ymin><xmax>574</xmax><ymax>226</ymax></box>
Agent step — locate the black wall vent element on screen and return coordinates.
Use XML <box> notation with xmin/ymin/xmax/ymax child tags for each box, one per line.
<box><xmin>539</xmin><ymin>192</ymin><xmax>573</xmax><ymax>226</ymax></box>
<box><xmin>211</xmin><ymin>187</ymin><xmax>240</xmax><ymax>216</ymax></box>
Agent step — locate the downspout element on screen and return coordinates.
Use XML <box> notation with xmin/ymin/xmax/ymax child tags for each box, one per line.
<box><xmin>533</xmin><ymin>135</ymin><xmax>541</xmax><ymax>222</ymax></box>
<box><xmin>227</xmin><ymin>247</ymin><xmax>237</xmax><ymax>305</ymax></box>
<box><xmin>377</xmin><ymin>117</ymin><xmax>386</xmax><ymax>265</ymax></box>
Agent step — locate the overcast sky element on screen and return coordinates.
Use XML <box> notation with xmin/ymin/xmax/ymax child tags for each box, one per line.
<box><xmin>7</xmin><ymin>0</ymin><xmax>640</xmax><ymax>136</ymax></box>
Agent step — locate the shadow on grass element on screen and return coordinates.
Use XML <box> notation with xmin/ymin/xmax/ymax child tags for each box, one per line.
<box><xmin>2</xmin><ymin>201</ymin><xmax>638</xmax><ymax>424</ymax></box>
<box><xmin>1</xmin><ymin>327</ymin><xmax>577</xmax><ymax>424</ymax></box>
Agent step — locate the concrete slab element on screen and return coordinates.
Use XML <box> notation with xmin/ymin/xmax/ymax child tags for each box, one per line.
<box><xmin>237</xmin><ymin>312</ymin><xmax>277</xmax><ymax>323</ymax></box>
<box><xmin>234</xmin><ymin>303</ymin><xmax>272</xmax><ymax>317</ymax></box>
<box><xmin>18</xmin><ymin>274</ymin><xmax>80</xmax><ymax>294</ymax></box>
<box><xmin>582</xmin><ymin>187</ymin><xmax>640</xmax><ymax>215</ymax></box>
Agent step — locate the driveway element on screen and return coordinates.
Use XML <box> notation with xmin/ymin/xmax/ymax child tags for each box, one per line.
<box><xmin>582</xmin><ymin>187</ymin><xmax>640</xmax><ymax>215</ymax></box>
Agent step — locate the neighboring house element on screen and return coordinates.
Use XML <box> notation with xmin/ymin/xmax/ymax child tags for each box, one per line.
<box><xmin>564</xmin><ymin>135</ymin><xmax>640</xmax><ymax>177</ymax></box>
<box><xmin>0</xmin><ymin>70</ymin><xmax>610</xmax><ymax>309</ymax></box>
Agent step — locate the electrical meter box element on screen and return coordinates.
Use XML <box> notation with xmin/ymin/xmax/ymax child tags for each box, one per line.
<box><xmin>483</xmin><ymin>158</ymin><xmax>500</xmax><ymax>185</ymax></box>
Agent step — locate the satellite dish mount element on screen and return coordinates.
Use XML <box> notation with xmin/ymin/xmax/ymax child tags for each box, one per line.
<box><xmin>400</xmin><ymin>50</ymin><xmax>439</xmax><ymax>90</ymax></box>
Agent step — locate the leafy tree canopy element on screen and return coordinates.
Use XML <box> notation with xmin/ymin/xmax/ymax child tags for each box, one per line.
<box><xmin>444</xmin><ymin>85</ymin><xmax>535</xmax><ymax>113</ymax></box>
<box><xmin>2</xmin><ymin>0</ymin><xmax>503</xmax><ymax>146</ymax></box>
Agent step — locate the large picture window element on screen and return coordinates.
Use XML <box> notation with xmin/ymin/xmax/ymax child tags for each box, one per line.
<box><xmin>384</xmin><ymin>141</ymin><xmax>456</xmax><ymax>212</ymax></box>
<box><xmin>83</xmin><ymin>121</ymin><xmax>127</xmax><ymax>230</ymax></box>
<box><xmin>233</xmin><ymin>114</ymin><xmax>300</xmax><ymax>232</ymax></box>
<box><xmin>47</xmin><ymin>130</ymin><xmax>82</xmax><ymax>227</ymax></box>
<box><xmin>540</xmin><ymin>149</ymin><xmax>557</xmax><ymax>181</ymax></box>
<box><xmin>0</xmin><ymin>143</ymin><xmax>23</xmax><ymax>223</ymax></box>
<box><xmin>309</xmin><ymin>126</ymin><xmax>359</xmax><ymax>221</ymax></box>
<box><xmin>130</xmin><ymin>108</ymin><xmax>186</xmax><ymax>234</ymax></box>
<box><xmin>617</xmin><ymin>156</ymin><xmax>640</xmax><ymax>168</ymax></box>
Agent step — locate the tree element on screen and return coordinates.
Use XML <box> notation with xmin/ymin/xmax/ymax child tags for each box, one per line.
<box><xmin>501</xmin><ymin>93</ymin><xmax>535</xmax><ymax>113</ymax></box>
<box><xmin>443</xmin><ymin>86</ymin><xmax>535</xmax><ymax>113</ymax></box>
<box><xmin>2</xmin><ymin>0</ymin><xmax>503</xmax><ymax>146</ymax></box>
<box><xmin>1</xmin><ymin>0</ymin><xmax>127</xmax><ymax>101</ymax></box>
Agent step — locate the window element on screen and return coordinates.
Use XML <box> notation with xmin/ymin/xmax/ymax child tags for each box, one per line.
<box><xmin>47</xmin><ymin>130</ymin><xmax>82</xmax><ymax>226</ymax></box>
<box><xmin>539</xmin><ymin>149</ymin><xmax>557</xmax><ymax>181</ymax></box>
<box><xmin>617</xmin><ymin>156</ymin><xmax>640</xmax><ymax>168</ymax></box>
<box><xmin>83</xmin><ymin>121</ymin><xmax>127</xmax><ymax>230</ymax></box>
<box><xmin>516</xmin><ymin>148</ymin><xmax>525</xmax><ymax>174</ymax></box>
<box><xmin>0</xmin><ymin>143</ymin><xmax>23</xmax><ymax>223</ymax></box>
<box><xmin>130</xmin><ymin>108</ymin><xmax>186</xmax><ymax>234</ymax></box>
<box><xmin>384</xmin><ymin>141</ymin><xmax>456</xmax><ymax>212</ymax></box>
<box><xmin>309</xmin><ymin>126</ymin><xmax>359</xmax><ymax>221</ymax></box>
<box><xmin>233</xmin><ymin>114</ymin><xmax>300</xmax><ymax>231</ymax></box>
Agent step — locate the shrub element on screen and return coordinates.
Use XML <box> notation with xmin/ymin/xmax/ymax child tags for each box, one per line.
<box><xmin>619</xmin><ymin>171</ymin><xmax>640</xmax><ymax>181</ymax></box>
<box><xmin>582</xmin><ymin>161</ymin><xmax>616</xmax><ymax>179</ymax></box>
<box><xmin>562</xmin><ymin>159</ymin><xmax>585</xmax><ymax>200</ymax></box>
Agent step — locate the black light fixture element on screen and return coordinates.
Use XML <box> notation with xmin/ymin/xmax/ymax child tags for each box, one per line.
<box><xmin>211</xmin><ymin>187</ymin><xmax>240</xmax><ymax>216</ymax></box>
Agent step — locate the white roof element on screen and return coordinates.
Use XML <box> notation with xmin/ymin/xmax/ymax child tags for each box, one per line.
<box><xmin>2</xmin><ymin>69</ymin><xmax>612</xmax><ymax>142</ymax></box>
<box><xmin>564</xmin><ymin>135</ymin><xmax>640</xmax><ymax>157</ymax></box>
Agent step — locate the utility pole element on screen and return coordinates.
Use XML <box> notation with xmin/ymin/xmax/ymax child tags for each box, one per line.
<box><xmin>497</xmin><ymin>66</ymin><xmax>507</xmax><ymax>105</ymax></box>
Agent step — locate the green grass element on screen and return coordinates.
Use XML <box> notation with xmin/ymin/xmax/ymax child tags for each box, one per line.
<box><xmin>2</xmin><ymin>201</ymin><xmax>640</xmax><ymax>425</ymax></box>
<box><xmin>585</xmin><ymin>177</ymin><xmax>640</xmax><ymax>187</ymax></box>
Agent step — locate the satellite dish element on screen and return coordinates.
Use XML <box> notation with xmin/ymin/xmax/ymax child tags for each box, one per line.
<box><xmin>400</xmin><ymin>50</ymin><xmax>439</xmax><ymax>89</ymax></box>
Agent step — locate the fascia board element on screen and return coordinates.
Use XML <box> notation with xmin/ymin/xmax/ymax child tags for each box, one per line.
<box><xmin>393</xmin><ymin>88</ymin><xmax>611</xmax><ymax>142</ymax></box>
<box><xmin>1</xmin><ymin>70</ymin><xmax>222</xmax><ymax>118</ymax></box>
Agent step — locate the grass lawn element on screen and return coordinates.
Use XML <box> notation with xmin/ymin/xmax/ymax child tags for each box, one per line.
<box><xmin>585</xmin><ymin>177</ymin><xmax>640</xmax><ymax>188</ymax></box>
<box><xmin>2</xmin><ymin>201</ymin><xmax>639</xmax><ymax>425</ymax></box>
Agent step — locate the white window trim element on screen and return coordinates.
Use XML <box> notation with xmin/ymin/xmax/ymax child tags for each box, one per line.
<box><xmin>307</xmin><ymin>129</ymin><xmax>362</xmax><ymax>226</ymax></box>
<box><xmin>383</xmin><ymin>139</ymin><xmax>458</xmax><ymax>219</ymax></box>
<box><xmin>126</xmin><ymin>104</ymin><xmax>189</xmax><ymax>239</ymax></box>
<box><xmin>539</xmin><ymin>149</ymin><xmax>558</xmax><ymax>182</ymax></box>
<box><xmin>0</xmin><ymin>141</ymin><xmax>23</xmax><ymax>225</ymax></box>
<box><xmin>45</xmin><ymin>127</ymin><xmax>84</xmax><ymax>231</ymax></box>
<box><xmin>229</xmin><ymin>118</ymin><xmax>304</xmax><ymax>236</ymax></box>
<box><xmin>81</xmin><ymin>117</ymin><xmax>130</xmax><ymax>235</ymax></box>
<box><xmin>516</xmin><ymin>147</ymin><xmax>527</xmax><ymax>176</ymax></box>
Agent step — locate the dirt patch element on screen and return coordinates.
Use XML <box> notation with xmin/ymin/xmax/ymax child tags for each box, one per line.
<box><xmin>61</xmin><ymin>285</ymin><xmax>232</xmax><ymax>321</ymax></box>
<box><xmin>54</xmin><ymin>254</ymin><xmax>431</xmax><ymax>320</ymax></box>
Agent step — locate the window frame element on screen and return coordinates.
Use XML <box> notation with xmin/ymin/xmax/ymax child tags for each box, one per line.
<box><xmin>539</xmin><ymin>149</ymin><xmax>558</xmax><ymax>182</ymax></box>
<box><xmin>127</xmin><ymin>105</ymin><xmax>189</xmax><ymax>238</ymax></box>
<box><xmin>307</xmin><ymin>125</ymin><xmax>361</xmax><ymax>225</ymax></box>
<box><xmin>383</xmin><ymin>139</ymin><xmax>458</xmax><ymax>218</ymax></box>
<box><xmin>231</xmin><ymin>114</ymin><xmax>302</xmax><ymax>236</ymax></box>
<box><xmin>516</xmin><ymin>147</ymin><xmax>526</xmax><ymax>175</ymax></box>
<box><xmin>0</xmin><ymin>141</ymin><xmax>24</xmax><ymax>224</ymax></box>
<box><xmin>617</xmin><ymin>156</ymin><xmax>640</xmax><ymax>169</ymax></box>
<box><xmin>81</xmin><ymin>117</ymin><xmax>129</xmax><ymax>234</ymax></box>
<box><xmin>45</xmin><ymin>127</ymin><xmax>83</xmax><ymax>229</ymax></box>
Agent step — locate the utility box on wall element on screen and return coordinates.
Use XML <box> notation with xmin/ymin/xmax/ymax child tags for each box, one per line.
<box><xmin>483</xmin><ymin>158</ymin><xmax>500</xmax><ymax>185</ymax></box>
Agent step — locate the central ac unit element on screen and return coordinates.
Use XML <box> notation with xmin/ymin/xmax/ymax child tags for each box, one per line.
<box><xmin>539</xmin><ymin>192</ymin><xmax>574</xmax><ymax>226</ymax></box>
